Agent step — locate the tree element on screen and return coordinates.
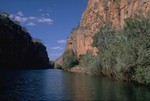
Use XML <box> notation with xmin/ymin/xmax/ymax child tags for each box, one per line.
<box><xmin>62</xmin><ymin>50</ymin><xmax>79</xmax><ymax>69</ymax></box>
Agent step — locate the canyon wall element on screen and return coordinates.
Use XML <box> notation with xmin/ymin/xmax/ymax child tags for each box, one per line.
<box><xmin>56</xmin><ymin>0</ymin><xmax>150</xmax><ymax>65</ymax></box>
<box><xmin>0</xmin><ymin>14</ymin><xmax>50</xmax><ymax>69</ymax></box>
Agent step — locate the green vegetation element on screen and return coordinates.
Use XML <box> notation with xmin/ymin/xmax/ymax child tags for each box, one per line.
<box><xmin>54</xmin><ymin>63</ymin><xmax>62</xmax><ymax>69</ymax></box>
<box><xmin>85</xmin><ymin>23</ymin><xmax>90</xmax><ymax>29</ymax></box>
<box><xmin>32</xmin><ymin>38</ymin><xmax>43</xmax><ymax>44</ymax></box>
<box><xmin>62</xmin><ymin>50</ymin><xmax>79</xmax><ymax>70</ymax></box>
<box><xmin>80</xmin><ymin>51</ymin><xmax>93</xmax><ymax>68</ymax></box>
<box><xmin>71</xmin><ymin>23</ymin><xmax>80</xmax><ymax>33</ymax></box>
<box><xmin>0</xmin><ymin>12</ymin><xmax>9</xmax><ymax>19</ymax></box>
<box><xmin>115</xmin><ymin>0</ymin><xmax>120</xmax><ymax>4</ymax></box>
<box><xmin>80</xmin><ymin>15</ymin><xmax>150</xmax><ymax>84</ymax></box>
<box><xmin>79</xmin><ymin>51</ymin><xmax>102</xmax><ymax>74</ymax></box>
<box><xmin>49</xmin><ymin>61</ymin><xmax>55</xmax><ymax>67</ymax></box>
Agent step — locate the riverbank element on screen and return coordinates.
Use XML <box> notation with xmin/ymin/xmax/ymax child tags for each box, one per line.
<box><xmin>65</xmin><ymin>66</ymin><xmax>150</xmax><ymax>86</ymax></box>
<box><xmin>68</xmin><ymin>66</ymin><xmax>87</xmax><ymax>73</ymax></box>
<box><xmin>67</xmin><ymin>66</ymin><xmax>103</xmax><ymax>76</ymax></box>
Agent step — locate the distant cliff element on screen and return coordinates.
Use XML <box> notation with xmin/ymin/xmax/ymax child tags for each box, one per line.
<box><xmin>58</xmin><ymin>0</ymin><xmax>150</xmax><ymax>84</ymax></box>
<box><xmin>0</xmin><ymin>13</ymin><xmax>50</xmax><ymax>69</ymax></box>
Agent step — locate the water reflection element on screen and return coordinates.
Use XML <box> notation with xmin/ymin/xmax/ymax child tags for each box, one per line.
<box><xmin>0</xmin><ymin>69</ymin><xmax>150</xmax><ymax>101</ymax></box>
<box><xmin>62</xmin><ymin>71</ymin><xmax>150</xmax><ymax>101</ymax></box>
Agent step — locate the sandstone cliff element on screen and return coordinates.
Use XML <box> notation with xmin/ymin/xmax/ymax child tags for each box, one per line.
<box><xmin>0</xmin><ymin>14</ymin><xmax>50</xmax><ymax>69</ymax></box>
<box><xmin>56</xmin><ymin>0</ymin><xmax>150</xmax><ymax>65</ymax></box>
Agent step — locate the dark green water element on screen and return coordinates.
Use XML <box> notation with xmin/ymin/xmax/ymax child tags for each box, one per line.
<box><xmin>0</xmin><ymin>69</ymin><xmax>150</xmax><ymax>101</ymax></box>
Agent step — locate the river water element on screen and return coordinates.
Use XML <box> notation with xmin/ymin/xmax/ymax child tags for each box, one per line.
<box><xmin>0</xmin><ymin>69</ymin><xmax>150</xmax><ymax>101</ymax></box>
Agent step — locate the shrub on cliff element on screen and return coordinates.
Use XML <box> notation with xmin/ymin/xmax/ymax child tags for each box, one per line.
<box><xmin>89</xmin><ymin>15</ymin><xmax>150</xmax><ymax>84</ymax></box>
<box><xmin>123</xmin><ymin>15</ymin><xmax>150</xmax><ymax>83</ymax></box>
<box><xmin>62</xmin><ymin>50</ymin><xmax>79</xmax><ymax>69</ymax></box>
<box><xmin>32</xmin><ymin>38</ymin><xmax>43</xmax><ymax>44</ymax></box>
<box><xmin>79</xmin><ymin>51</ymin><xmax>93</xmax><ymax>67</ymax></box>
<box><xmin>54</xmin><ymin>63</ymin><xmax>62</xmax><ymax>69</ymax></box>
<box><xmin>92</xmin><ymin>23</ymin><xmax>118</xmax><ymax>76</ymax></box>
<box><xmin>79</xmin><ymin>51</ymin><xmax>102</xmax><ymax>74</ymax></box>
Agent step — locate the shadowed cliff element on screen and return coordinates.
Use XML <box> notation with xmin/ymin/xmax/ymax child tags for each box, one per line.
<box><xmin>0</xmin><ymin>13</ymin><xmax>50</xmax><ymax>69</ymax></box>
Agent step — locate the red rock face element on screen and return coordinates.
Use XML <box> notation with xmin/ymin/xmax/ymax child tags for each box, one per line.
<box><xmin>56</xmin><ymin>0</ymin><xmax>150</xmax><ymax>64</ymax></box>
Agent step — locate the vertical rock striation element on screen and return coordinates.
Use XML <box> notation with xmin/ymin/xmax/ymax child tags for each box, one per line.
<box><xmin>56</xmin><ymin>0</ymin><xmax>150</xmax><ymax>65</ymax></box>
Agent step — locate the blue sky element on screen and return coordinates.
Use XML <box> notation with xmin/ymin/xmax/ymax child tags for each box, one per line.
<box><xmin>0</xmin><ymin>0</ymin><xmax>88</xmax><ymax>60</ymax></box>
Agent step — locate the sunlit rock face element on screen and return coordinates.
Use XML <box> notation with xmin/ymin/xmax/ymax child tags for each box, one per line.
<box><xmin>56</xmin><ymin>0</ymin><xmax>150</xmax><ymax>65</ymax></box>
<box><xmin>0</xmin><ymin>14</ymin><xmax>50</xmax><ymax>69</ymax></box>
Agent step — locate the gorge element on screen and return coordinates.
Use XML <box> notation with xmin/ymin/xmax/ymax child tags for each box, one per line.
<box><xmin>1</xmin><ymin>0</ymin><xmax>150</xmax><ymax>100</ymax></box>
<box><xmin>57</xmin><ymin>0</ymin><xmax>150</xmax><ymax>84</ymax></box>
